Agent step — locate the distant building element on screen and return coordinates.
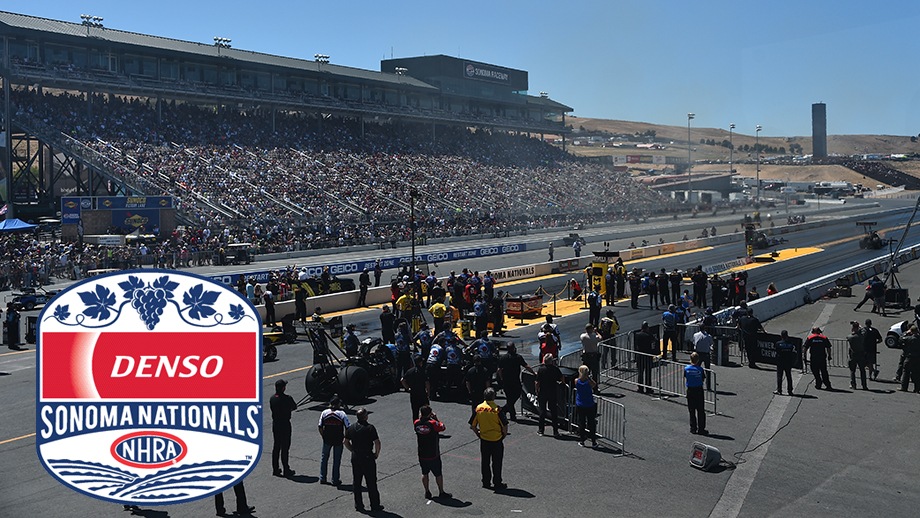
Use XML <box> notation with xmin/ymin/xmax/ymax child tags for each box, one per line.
<box><xmin>812</xmin><ymin>103</ymin><xmax>827</xmax><ymax>158</ymax></box>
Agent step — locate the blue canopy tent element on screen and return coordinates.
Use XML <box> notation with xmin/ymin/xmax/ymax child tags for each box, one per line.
<box><xmin>0</xmin><ymin>218</ymin><xmax>37</xmax><ymax>232</ymax></box>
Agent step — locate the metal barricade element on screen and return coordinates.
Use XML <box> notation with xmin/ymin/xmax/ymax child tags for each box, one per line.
<box><xmin>593</xmin><ymin>339</ymin><xmax>719</xmax><ymax>414</ymax></box>
<box><xmin>826</xmin><ymin>338</ymin><xmax>849</xmax><ymax>368</ymax></box>
<box><xmin>567</xmin><ymin>386</ymin><xmax>626</xmax><ymax>455</ymax></box>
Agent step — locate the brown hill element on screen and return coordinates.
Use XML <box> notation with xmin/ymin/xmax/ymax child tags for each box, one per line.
<box><xmin>563</xmin><ymin>117</ymin><xmax>919</xmax><ymax>159</ymax></box>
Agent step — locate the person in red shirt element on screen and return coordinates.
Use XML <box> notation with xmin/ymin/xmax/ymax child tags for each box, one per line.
<box><xmin>413</xmin><ymin>405</ymin><xmax>451</xmax><ymax>500</ymax></box>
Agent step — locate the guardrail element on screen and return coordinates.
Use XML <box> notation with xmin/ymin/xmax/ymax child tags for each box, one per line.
<box><xmin>567</xmin><ymin>387</ymin><xmax>626</xmax><ymax>455</ymax></box>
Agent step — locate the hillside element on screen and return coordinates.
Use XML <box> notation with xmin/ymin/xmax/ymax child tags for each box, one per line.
<box><xmin>558</xmin><ymin>117</ymin><xmax>920</xmax><ymax>188</ymax></box>
<box><xmin>563</xmin><ymin>117</ymin><xmax>919</xmax><ymax>160</ymax></box>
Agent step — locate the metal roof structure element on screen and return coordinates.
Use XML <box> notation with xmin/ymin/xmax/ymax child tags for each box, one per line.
<box><xmin>0</xmin><ymin>10</ymin><xmax>437</xmax><ymax>90</ymax></box>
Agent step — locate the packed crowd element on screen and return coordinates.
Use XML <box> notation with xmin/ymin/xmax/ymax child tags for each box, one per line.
<box><xmin>10</xmin><ymin>88</ymin><xmax>675</xmax><ymax>254</ymax></box>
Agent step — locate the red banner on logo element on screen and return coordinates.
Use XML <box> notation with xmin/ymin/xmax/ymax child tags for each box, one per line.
<box><xmin>41</xmin><ymin>332</ymin><xmax>258</xmax><ymax>399</ymax></box>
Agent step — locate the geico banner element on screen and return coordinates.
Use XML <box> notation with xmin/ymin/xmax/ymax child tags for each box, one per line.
<box><xmin>211</xmin><ymin>243</ymin><xmax>527</xmax><ymax>286</ymax></box>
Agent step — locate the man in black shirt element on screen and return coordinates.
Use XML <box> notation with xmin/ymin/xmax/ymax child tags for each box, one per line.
<box><xmin>401</xmin><ymin>355</ymin><xmax>430</xmax><ymax>421</ymax></box>
<box><xmin>380</xmin><ymin>306</ymin><xmax>396</xmax><ymax>344</ymax></box>
<box><xmin>634</xmin><ymin>322</ymin><xmax>656</xmax><ymax>393</ymax></box>
<box><xmin>344</xmin><ymin>407</ymin><xmax>383</xmax><ymax>512</ymax></box>
<box><xmin>738</xmin><ymin>308</ymin><xmax>764</xmax><ymax>369</ymax></box>
<box><xmin>535</xmin><ymin>354</ymin><xmax>565</xmax><ymax>437</ymax></box>
<box><xmin>358</xmin><ymin>268</ymin><xmax>371</xmax><ymax>307</ymax></box>
<box><xmin>774</xmin><ymin>330</ymin><xmax>797</xmax><ymax>395</ymax></box>
<box><xmin>497</xmin><ymin>343</ymin><xmax>534</xmax><ymax>421</ymax></box>
<box><xmin>269</xmin><ymin>379</ymin><xmax>297</xmax><ymax>477</ymax></box>
<box><xmin>465</xmin><ymin>356</ymin><xmax>491</xmax><ymax>415</ymax></box>
<box><xmin>804</xmin><ymin>327</ymin><xmax>833</xmax><ymax>390</ymax></box>
<box><xmin>414</xmin><ymin>405</ymin><xmax>451</xmax><ymax>500</ymax></box>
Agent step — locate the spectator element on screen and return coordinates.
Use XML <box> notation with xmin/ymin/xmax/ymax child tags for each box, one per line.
<box><xmin>413</xmin><ymin>405</ymin><xmax>451</xmax><ymax>500</ymax></box>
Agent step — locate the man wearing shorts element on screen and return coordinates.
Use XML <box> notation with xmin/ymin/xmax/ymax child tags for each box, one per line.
<box><xmin>413</xmin><ymin>405</ymin><xmax>452</xmax><ymax>500</ymax></box>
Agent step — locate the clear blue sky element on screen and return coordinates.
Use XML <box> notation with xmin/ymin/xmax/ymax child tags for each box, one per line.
<box><xmin>8</xmin><ymin>1</ymin><xmax>920</xmax><ymax>137</ymax></box>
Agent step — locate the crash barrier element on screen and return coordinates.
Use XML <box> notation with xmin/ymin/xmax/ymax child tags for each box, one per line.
<box><xmin>567</xmin><ymin>387</ymin><xmax>626</xmax><ymax>454</ymax></box>
<box><xmin>561</xmin><ymin>335</ymin><xmax>718</xmax><ymax>413</ymax></box>
<box><xmin>615</xmin><ymin>203</ymin><xmax>894</xmax><ymax>262</ymax></box>
<box><xmin>702</xmin><ymin>236</ymin><xmax>920</xmax><ymax>342</ymax></box>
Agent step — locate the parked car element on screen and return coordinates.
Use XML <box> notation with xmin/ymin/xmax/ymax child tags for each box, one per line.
<box><xmin>11</xmin><ymin>288</ymin><xmax>59</xmax><ymax>311</ymax></box>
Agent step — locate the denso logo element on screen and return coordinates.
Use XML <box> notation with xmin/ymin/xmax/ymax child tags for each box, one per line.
<box><xmin>480</xmin><ymin>247</ymin><xmax>499</xmax><ymax>256</ymax></box>
<box><xmin>111</xmin><ymin>431</ymin><xmax>187</xmax><ymax>469</ymax></box>
<box><xmin>110</xmin><ymin>355</ymin><xmax>223</xmax><ymax>378</ymax></box>
<box><xmin>37</xmin><ymin>269</ymin><xmax>262</xmax><ymax>506</ymax></box>
<box><xmin>501</xmin><ymin>245</ymin><xmax>520</xmax><ymax>253</ymax></box>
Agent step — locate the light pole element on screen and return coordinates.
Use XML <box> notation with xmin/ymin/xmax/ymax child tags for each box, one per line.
<box><xmin>687</xmin><ymin>113</ymin><xmax>695</xmax><ymax>204</ymax></box>
<box><xmin>409</xmin><ymin>187</ymin><xmax>418</xmax><ymax>278</ymax></box>
<box><xmin>80</xmin><ymin>14</ymin><xmax>104</xmax><ymax>37</ymax></box>
<box><xmin>729</xmin><ymin>123</ymin><xmax>735</xmax><ymax>175</ymax></box>
<box><xmin>213</xmin><ymin>37</ymin><xmax>231</xmax><ymax>56</ymax></box>
<box><xmin>755</xmin><ymin>124</ymin><xmax>762</xmax><ymax>202</ymax></box>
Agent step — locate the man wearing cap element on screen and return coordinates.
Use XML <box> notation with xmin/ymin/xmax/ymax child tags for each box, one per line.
<box><xmin>535</xmin><ymin>354</ymin><xmax>564</xmax><ymax>437</ymax></box>
<box><xmin>692</xmin><ymin>326</ymin><xmax>714</xmax><ymax>391</ymax></box>
<box><xmin>862</xmin><ymin>318</ymin><xmax>883</xmax><ymax>380</ymax></box>
<box><xmin>318</xmin><ymin>397</ymin><xmax>349</xmax><ymax>485</ymax></box>
<box><xmin>344</xmin><ymin>408</ymin><xmax>383</xmax><ymax>512</ymax></box>
<box><xmin>774</xmin><ymin>330</ymin><xmax>797</xmax><ymax>396</ymax></box>
<box><xmin>270</xmin><ymin>379</ymin><xmax>297</xmax><ymax>477</ymax></box>
<box><xmin>373</xmin><ymin>259</ymin><xmax>382</xmax><ymax>287</ymax></box>
<box><xmin>343</xmin><ymin>323</ymin><xmax>360</xmax><ymax>357</ymax></box>
<box><xmin>358</xmin><ymin>268</ymin><xmax>371</xmax><ymax>307</ymax></box>
<box><xmin>470</xmin><ymin>387</ymin><xmax>508</xmax><ymax>490</ymax></box>
<box><xmin>380</xmin><ymin>306</ymin><xmax>396</xmax><ymax>344</ymax></box>
<box><xmin>662</xmin><ymin>305</ymin><xmax>680</xmax><ymax>361</ymax></box>
<box><xmin>581</xmin><ymin>324</ymin><xmax>602</xmax><ymax>389</ymax></box>
<box><xmin>804</xmin><ymin>327</ymin><xmax>833</xmax><ymax>390</ymax></box>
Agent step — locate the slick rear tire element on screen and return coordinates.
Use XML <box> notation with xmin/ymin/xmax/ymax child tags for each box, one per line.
<box><xmin>337</xmin><ymin>365</ymin><xmax>370</xmax><ymax>403</ymax></box>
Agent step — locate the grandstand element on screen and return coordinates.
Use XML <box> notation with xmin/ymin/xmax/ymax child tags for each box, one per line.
<box><xmin>0</xmin><ymin>10</ymin><xmax>675</xmax><ymax>250</ymax></box>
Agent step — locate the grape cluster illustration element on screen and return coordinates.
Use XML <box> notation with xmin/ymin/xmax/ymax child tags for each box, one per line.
<box><xmin>47</xmin><ymin>273</ymin><xmax>252</xmax><ymax>330</ymax></box>
<box><xmin>131</xmin><ymin>287</ymin><xmax>168</xmax><ymax>330</ymax></box>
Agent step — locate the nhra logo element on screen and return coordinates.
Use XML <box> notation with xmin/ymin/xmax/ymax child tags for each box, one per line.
<box><xmin>36</xmin><ymin>269</ymin><xmax>262</xmax><ymax>506</ymax></box>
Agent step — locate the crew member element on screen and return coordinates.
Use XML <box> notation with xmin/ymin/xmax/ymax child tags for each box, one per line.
<box><xmin>344</xmin><ymin>408</ymin><xmax>383</xmax><ymax>512</ymax></box>
<box><xmin>535</xmin><ymin>354</ymin><xmax>564</xmax><ymax>437</ymax></box>
<box><xmin>634</xmin><ymin>322</ymin><xmax>656</xmax><ymax>393</ymax></box>
<box><xmin>804</xmin><ymin>327</ymin><xmax>833</xmax><ymax>390</ymax></box>
<box><xmin>270</xmin><ymin>379</ymin><xmax>297</xmax><ymax>477</ymax></box>
<box><xmin>470</xmin><ymin>388</ymin><xmax>508</xmax><ymax>490</ymax></box>
<box><xmin>317</xmin><ymin>396</ymin><xmax>349</xmax><ymax>485</ymax></box>
<box><xmin>497</xmin><ymin>343</ymin><xmax>533</xmax><ymax>421</ymax></box>
<box><xmin>685</xmin><ymin>352</ymin><xmax>707</xmax><ymax>435</ymax></box>
<box><xmin>414</xmin><ymin>405</ymin><xmax>451</xmax><ymax>500</ymax></box>
<box><xmin>774</xmin><ymin>330</ymin><xmax>796</xmax><ymax>396</ymax></box>
<box><xmin>402</xmin><ymin>355</ymin><xmax>430</xmax><ymax>422</ymax></box>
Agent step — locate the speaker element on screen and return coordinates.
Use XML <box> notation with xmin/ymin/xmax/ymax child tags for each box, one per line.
<box><xmin>689</xmin><ymin>442</ymin><xmax>721</xmax><ymax>471</ymax></box>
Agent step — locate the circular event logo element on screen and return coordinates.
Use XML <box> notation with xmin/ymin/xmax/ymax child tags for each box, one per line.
<box><xmin>465</xmin><ymin>64</ymin><xmax>475</xmax><ymax>77</ymax></box>
<box><xmin>36</xmin><ymin>269</ymin><xmax>262</xmax><ymax>506</ymax></box>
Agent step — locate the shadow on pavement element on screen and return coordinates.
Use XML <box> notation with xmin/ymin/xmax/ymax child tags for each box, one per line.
<box><xmin>432</xmin><ymin>496</ymin><xmax>473</xmax><ymax>508</ymax></box>
<box><xmin>789</xmin><ymin>393</ymin><xmax>818</xmax><ymax>399</ymax></box>
<box><xmin>288</xmin><ymin>474</ymin><xmax>319</xmax><ymax>484</ymax></box>
<box><xmin>494</xmin><ymin>487</ymin><xmax>535</xmax><ymax>498</ymax></box>
<box><xmin>701</xmin><ymin>432</ymin><xmax>734</xmax><ymax>441</ymax></box>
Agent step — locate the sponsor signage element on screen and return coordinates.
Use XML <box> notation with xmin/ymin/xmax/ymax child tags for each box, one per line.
<box><xmin>211</xmin><ymin>243</ymin><xmax>527</xmax><ymax>286</ymax></box>
<box><xmin>37</xmin><ymin>270</ymin><xmax>262</xmax><ymax>505</ymax></box>
<box><xmin>490</xmin><ymin>265</ymin><xmax>536</xmax><ymax>283</ymax></box>
<box><xmin>111</xmin><ymin>209</ymin><xmax>160</xmax><ymax>232</ymax></box>
<box><xmin>747</xmin><ymin>332</ymin><xmax>803</xmax><ymax>368</ymax></box>
<box><xmin>61</xmin><ymin>196</ymin><xmax>91</xmax><ymax>224</ymax></box>
<box><xmin>702</xmin><ymin>258</ymin><xmax>750</xmax><ymax>275</ymax></box>
<box><xmin>97</xmin><ymin>196</ymin><xmax>174</xmax><ymax>210</ymax></box>
<box><xmin>464</xmin><ymin>62</ymin><xmax>510</xmax><ymax>83</ymax></box>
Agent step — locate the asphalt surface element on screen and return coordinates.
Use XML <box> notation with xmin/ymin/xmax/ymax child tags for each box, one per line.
<box><xmin>2</xmin><ymin>198</ymin><xmax>920</xmax><ymax>517</ymax></box>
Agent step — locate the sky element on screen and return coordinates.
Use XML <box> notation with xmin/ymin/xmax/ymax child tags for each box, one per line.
<box><xmin>7</xmin><ymin>1</ymin><xmax>920</xmax><ymax>138</ymax></box>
